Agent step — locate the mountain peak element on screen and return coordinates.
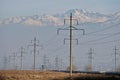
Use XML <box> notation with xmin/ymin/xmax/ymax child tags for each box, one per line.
<box><xmin>65</xmin><ymin>9</ymin><xmax>88</xmax><ymax>14</ymax></box>
<box><xmin>0</xmin><ymin>9</ymin><xmax>119</xmax><ymax>26</ymax></box>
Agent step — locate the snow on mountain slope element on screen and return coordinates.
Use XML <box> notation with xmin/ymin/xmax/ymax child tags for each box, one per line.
<box><xmin>102</xmin><ymin>11</ymin><xmax>120</xmax><ymax>26</ymax></box>
<box><xmin>0</xmin><ymin>9</ymin><xmax>119</xmax><ymax>26</ymax></box>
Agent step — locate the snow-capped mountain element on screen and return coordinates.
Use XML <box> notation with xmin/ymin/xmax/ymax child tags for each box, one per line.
<box><xmin>103</xmin><ymin>11</ymin><xmax>120</xmax><ymax>25</ymax></box>
<box><xmin>0</xmin><ymin>9</ymin><xmax>120</xmax><ymax>26</ymax></box>
<box><xmin>63</xmin><ymin>9</ymin><xmax>108</xmax><ymax>23</ymax></box>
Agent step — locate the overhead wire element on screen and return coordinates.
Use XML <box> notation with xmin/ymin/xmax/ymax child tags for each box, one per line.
<box><xmin>42</xmin><ymin>34</ymin><xmax>58</xmax><ymax>47</ymax></box>
<box><xmin>85</xmin><ymin>22</ymin><xmax>120</xmax><ymax>35</ymax></box>
<box><xmin>79</xmin><ymin>31</ymin><xmax>120</xmax><ymax>45</ymax></box>
<box><xmin>81</xmin><ymin>38</ymin><xmax>120</xmax><ymax>45</ymax></box>
<box><xmin>40</xmin><ymin>21</ymin><xmax>120</xmax><ymax>54</ymax></box>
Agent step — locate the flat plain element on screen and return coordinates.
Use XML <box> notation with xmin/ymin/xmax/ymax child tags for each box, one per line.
<box><xmin>0</xmin><ymin>70</ymin><xmax>120</xmax><ymax>80</ymax></box>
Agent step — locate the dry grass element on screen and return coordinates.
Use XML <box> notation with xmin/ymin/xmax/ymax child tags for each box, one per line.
<box><xmin>0</xmin><ymin>70</ymin><xmax>69</xmax><ymax>80</ymax></box>
<box><xmin>0</xmin><ymin>70</ymin><xmax>120</xmax><ymax>80</ymax></box>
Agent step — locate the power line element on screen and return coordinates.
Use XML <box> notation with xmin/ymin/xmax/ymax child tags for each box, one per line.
<box><xmin>79</xmin><ymin>31</ymin><xmax>120</xmax><ymax>45</ymax></box>
<box><xmin>43</xmin><ymin>34</ymin><xmax>58</xmax><ymax>47</ymax></box>
<box><xmin>82</xmin><ymin>38</ymin><xmax>120</xmax><ymax>45</ymax></box>
<box><xmin>85</xmin><ymin>23</ymin><xmax>120</xmax><ymax>35</ymax></box>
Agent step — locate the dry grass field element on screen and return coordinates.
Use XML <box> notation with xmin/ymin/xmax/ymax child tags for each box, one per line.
<box><xmin>0</xmin><ymin>70</ymin><xmax>120</xmax><ymax>80</ymax></box>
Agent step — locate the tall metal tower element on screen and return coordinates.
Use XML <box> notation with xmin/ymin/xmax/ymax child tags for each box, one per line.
<box><xmin>57</xmin><ymin>13</ymin><xmax>85</xmax><ymax>77</ymax></box>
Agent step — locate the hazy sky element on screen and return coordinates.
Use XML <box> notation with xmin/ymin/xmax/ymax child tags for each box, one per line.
<box><xmin>0</xmin><ymin>0</ymin><xmax>120</xmax><ymax>19</ymax></box>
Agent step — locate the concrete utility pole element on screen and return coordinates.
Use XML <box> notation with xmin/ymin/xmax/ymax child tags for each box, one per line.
<box><xmin>114</xmin><ymin>46</ymin><xmax>118</xmax><ymax>71</ymax></box>
<box><xmin>8</xmin><ymin>56</ymin><xmax>11</xmax><ymax>68</ymax></box>
<box><xmin>69</xmin><ymin>13</ymin><xmax>73</xmax><ymax>77</ymax></box>
<box><xmin>88</xmin><ymin>48</ymin><xmax>94</xmax><ymax>71</ymax></box>
<box><xmin>10</xmin><ymin>52</ymin><xmax>17</xmax><ymax>70</ymax></box>
<box><xmin>28</xmin><ymin>37</ymin><xmax>41</xmax><ymax>80</ymax></box>
<box><xmin>3</xmin><ymin>56</ymin><xmax>7</xmax><ymax>70</ymax></box>
<box><xmin>8</xmin><ymin>55</ymin><xmax>14</xmax><ymax>69</ymax></box>
<box><xmin>20</xmin><ymin>46</ymin><xmax>25</xmax><ymax>70</ymax></box>
<box><xmin>57</xmin><ymin>13</ymin><xmax>85</xmax><ymax>78</ymax></box>
<box><xmin>28</xmin><ymin>37</ymin><xmax>40</xmax><ymax>71</ymax></box>
<box><xmin>43</xmin><ymin>54</ymin><xmax>47</xmax><ymax>71</ymax></box>
<box><xmin>59</xmin><ymin>57</ymin><xmax>63</xmax><ymax>70</ymax></box>
<box><xmin>13</xmin><ymin>52</ymin><xmax>17</xmax><ymax>70</ymax></box>
<box><xmin>55</xmin><ymin>56</ymin><xmax>59</xmax><ymax>71</ymax></box>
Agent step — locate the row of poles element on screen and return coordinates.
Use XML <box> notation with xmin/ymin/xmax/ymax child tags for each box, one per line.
<box><xmin>2</xmin><ymin>13</ymin><xmax>119</xmax><ymax>79</ymax></box>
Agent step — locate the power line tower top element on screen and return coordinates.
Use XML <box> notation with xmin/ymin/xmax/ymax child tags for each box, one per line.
<box><xmin>57</xmin><ymin>13</ymin><xmax>85</xmax><ymax>35</ymax></box>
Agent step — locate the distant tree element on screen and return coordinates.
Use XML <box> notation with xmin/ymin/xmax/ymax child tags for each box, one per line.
<box><xmin>85</xmin><ymin>65</ymin><xmax>92</xmax><ymax>71</ymax></box>
<box><xmin>116</xmin><ymin>66</ymin><xmax>120</xmax><ymax>72</ymax></box>
<box><xmin>66</xmin><ymin>65</ymin><xmax>78</xmax><ymax>71</ymax></box>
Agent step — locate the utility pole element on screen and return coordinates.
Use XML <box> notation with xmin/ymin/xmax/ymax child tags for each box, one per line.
<box><xmin>13</xmin><ymin>52</ymin><xmax>17</xmax><ymax>70</ymax></box>
<box><xmin>3</xmin><ymin>56</ymin><xmax>7</xmax><ymax>70</ymax></box>
<box><xmin>28</xmin><ymin>37</ymin><xmax>41</xmax><ymax>80</ymax></box>
<box><xmin>87</xmin><ymin>48</ymin><xmax>94</xmax><ymax>71</ymax></box>
<box><xmin>43</xmin><ymin>54</ymin><xmax>47</xmax><ymax>71</ymax></box>
<box><xmin>9</xmin><ymin>54</ymin><xmax>16</xmax><ymax>70</ymax></box>
<box><xmin>114</xmin><ymin>46</ymin><xmax>118</xmax><ymax>71</ymax></box>
<box><xmin>10</xmin><ymin>52</ymin><xmax>17</xmax><ymax>70</ymax></box>
<box><xmin>57</xmin><ymin>13</ymin><xmax>85</xmax><ymax>78</ymax></box>
<box><xmin>8</xmin><ymin>55</ymin><xmax>11</xmax><ymax>69</ymax></box>
<box><xmin>59</xmin><ymin>57</ymin><xmax>63</xmax><ymax>70</ymax></box>
<box><xmin>20</xmin><ymin>46</ymin><xmax>25</xmax><ymax>70</ymax></box>
<box><xmin>55</xmin><ymin>56</ymin><xmax>59</xmax><ymax>71</ymax></box>
<box><xmin>28</xmin><ymin>37</ymin><xmax>39</xmax><ymax>70</ymax></box>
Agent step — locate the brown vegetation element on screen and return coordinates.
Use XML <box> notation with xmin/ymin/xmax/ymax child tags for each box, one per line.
<box><xmin>0</xmin><ymin>70</ymin><xmax>120</xmax><ymax>80</ymax></box>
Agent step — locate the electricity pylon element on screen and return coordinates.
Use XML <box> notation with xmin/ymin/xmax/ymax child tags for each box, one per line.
<box><xmin>43</xmin><ymin>54</ymin><xmax>47</xmax><ymax>71</ymax></box>
<box><xmin>114</xmin><ymin>46</ymin><xmax>119</xmax><ymax>71</ymax></box>
<box><xmin>55</xmin><ymin>56</ymin><xmax>59</xmax><ymax>71</ymax></box>
<box><xmin>19</xmin><ymin>46</ymin><xmax>25</xmax><ymax>70</ymax></box>
<box><xmin>3</xmin><ymin>56</ymin><xmax>7</xmax><ymax>70</ymax></box>
<box><xmin>57</xmin><ymin>13</ymin><xmax>85</xmax><ymax>78</ymax></box>
<box><xmin>87</xmin><ymin>48</ymin><xmax>94</xmax><ymax>71</ymax></box>
<box><xmin>10</xmin><ymin>52</ymin><xmax>17</xmax><ymax>70</ymax></box>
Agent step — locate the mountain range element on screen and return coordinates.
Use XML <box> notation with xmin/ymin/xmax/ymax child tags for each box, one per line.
<box><xmin>0</xmin><ymin>9</ymin><xmax>120</xmax><ymax>26</ymax></box>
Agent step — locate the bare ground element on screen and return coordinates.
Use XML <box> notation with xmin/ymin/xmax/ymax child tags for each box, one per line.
<box><xmin>0</xmin><ymin>70</ymin><xmax>120</xmax><ymax>80</ymax></box>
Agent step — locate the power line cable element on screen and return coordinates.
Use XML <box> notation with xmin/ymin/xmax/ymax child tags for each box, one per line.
<box><xmin>81</xmin><ymin>38</ymin><xmax>120</xmax><ymax>45</ymax></box>
<box><xmin>85</xmin><ymin>23</ymin><xmax>120</xmax><ymax>35</ymax></box>
<box><xmin>79</xmin><ymin>31</ymin><xmax>120</xmax><ymax>45</ymax></box>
